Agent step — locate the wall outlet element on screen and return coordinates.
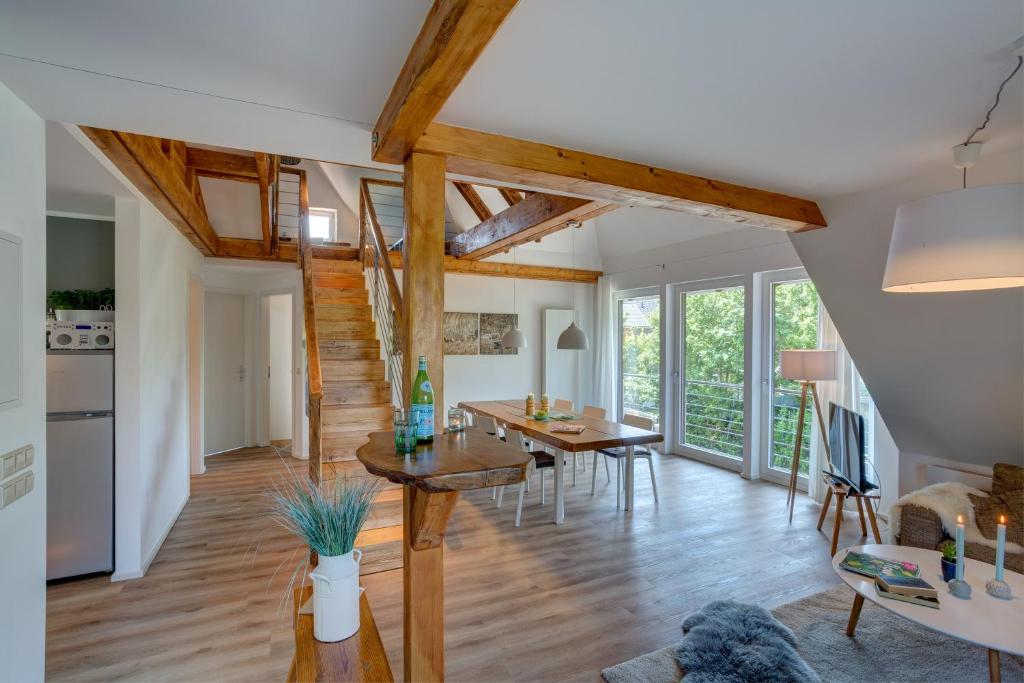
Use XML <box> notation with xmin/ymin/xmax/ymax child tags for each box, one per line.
<box><xmin>1</xmin><ymin>444</ymin><xmax>33</xmax><ymax>480</ymax></box>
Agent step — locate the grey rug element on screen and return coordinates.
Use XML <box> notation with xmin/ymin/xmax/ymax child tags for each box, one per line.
<box><xmin>602</xmin><ymin>585</ymin><xmax>1024</xmax><ymax>683</ymax></box>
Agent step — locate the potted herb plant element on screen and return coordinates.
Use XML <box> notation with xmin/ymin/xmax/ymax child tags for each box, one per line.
<box><xmin>939</xmin><ymin>540</ymin><xmax>958</xmax><ymax>582</ymax></box>
<box><xmin>48</xmin><ymin>288</ymin><xmax>115</xmax><ymax>322</ymax></box>
<box><xmin>270</xmin><ymin>474</ymin><xmax>380</xmax><ymax>642</ymax></box>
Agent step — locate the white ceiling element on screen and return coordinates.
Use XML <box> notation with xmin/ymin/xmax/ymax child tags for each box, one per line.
<box><xmin>45</xmin><ymin>121</ymin><xmax>129</xmax><ymax>215</ymax></box>
<box><xmin>441</xmin><ymin>0</ymin><xmax>1023</xmax><ymax>198</ymax></box>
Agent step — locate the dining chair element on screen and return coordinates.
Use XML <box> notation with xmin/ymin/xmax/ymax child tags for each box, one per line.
<box><xmin>474</xmin><ymin>415</ymin><xmax>507</xmax><ymax>502</ymax></box>
<box><xmin>582</xmin><ymin>405</ymin><xmax>605</xmax><ymax>419</ymax></box>
<box><xmin>578</xmin><ymin>405</ymin><xmax>607</xmax><ymax>484</ymax></box>
<box><xmin>591</xmin><ymin>413</ymin><xmax>659</xmax><ymax>508</ymax></box>
<box><xmin>553</xmin><ymin>398</ymin><xmax>574</xmax><ymax>413</ymax></box>
<box><xmin>506</xmin><ymin>429</ymin><xmax>557</xmax><ymax>527</ymax></box>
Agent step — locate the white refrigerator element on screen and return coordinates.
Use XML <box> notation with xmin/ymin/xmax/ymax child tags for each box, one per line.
<box><xmin>46</xmin><ymin>350</ymin><xmax>114</xmax><ymax>580</ymax></box>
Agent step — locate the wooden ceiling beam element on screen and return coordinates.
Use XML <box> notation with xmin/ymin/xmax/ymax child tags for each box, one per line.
<box><xmin>81</xmin><ymin>127</ymin><xmax>219</xmax><ymax>255</ymax></box>
<box><xmin>452</xmin><ymin>191</ymin><xmax>615</xmax><ymax>260</ymax></box>
<box><xmin>185</xmin><ymin>147</ymin><xmax>258</xmax><ymax>179</ymax></box>
<box><xmin>371</xmin><ymin>0</ymin><xmax>518</xmax><ymax>164</ymax></box>
<box><xmin>497</xmin><ymin>187</ymin><xmax>523</xmax><ymax>206</ymax></box>
<box><xmin>415</xmin><ymin>124</ymin><xmax>827</xmax><ymax>232</ymax></box>
<box><xmin>254</xmin><ymin>152</ymin><xmax>272</xmax><ymax>254</ymax></box>
<box><xmin>453</xmin><ymin>181</ymin><xmax>492</xmax><ymax>222</ymax></box>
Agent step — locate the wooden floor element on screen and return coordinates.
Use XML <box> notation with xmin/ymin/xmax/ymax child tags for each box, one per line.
<box><xmin>47</xmin><ymin>446</ymin><xmax>879</xmax><ymax>682</ymax></box>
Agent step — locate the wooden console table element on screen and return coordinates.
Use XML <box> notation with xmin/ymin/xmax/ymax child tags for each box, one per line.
<box><xmin>357</xmin><ymin>428</ymin><xmax>531</xmax><ymax>682</ymax></box>
<box><xmin>817</xmin><ymin>473</ymin><xmax>882</xmax><ymax>556</ymax></box>
<box><xmin>288</xmin><ymin>586</ymin><xmax>393</xmax><ymax>683</ymax></box>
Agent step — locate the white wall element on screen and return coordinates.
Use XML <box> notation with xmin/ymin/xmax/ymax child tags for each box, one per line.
<box><xmin>267</xmin><ymin>294</ymin><xmax>293</xmax><ymax>442</ymax></box>
<box><xmin>790</xmin><ymin>148</ymin><xmax>1024</xmax><ymax>488</ymax></box>
<box><xmin>0</xmin><ymin>82</ymin><xmax>46</xmax><ymax>683</ymax></box>
<box><xmin>112</xmin><ymin>195</ymin><xmax>203</xmax><ymax>580</ymax></box>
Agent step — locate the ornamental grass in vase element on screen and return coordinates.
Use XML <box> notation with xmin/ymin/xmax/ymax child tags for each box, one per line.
<box><xmin>270</xmin><ymin>474</ymin><xmax>381</xmax><ymax>642</ymax></box>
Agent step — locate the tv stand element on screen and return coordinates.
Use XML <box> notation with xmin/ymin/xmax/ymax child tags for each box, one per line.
<box><xmin>816</xmin><ymin>473</ymin><xmax>882</xmax><ymax>556</ymax></box>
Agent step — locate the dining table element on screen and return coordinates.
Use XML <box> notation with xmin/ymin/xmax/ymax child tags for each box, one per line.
<box><xmin>458</xmin><ymin>399</ymin><xmax>664</xmax><ymax>524</ymax></box>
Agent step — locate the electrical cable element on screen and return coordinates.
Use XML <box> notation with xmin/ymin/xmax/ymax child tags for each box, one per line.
<box><xmin>960</xmin><ymin>55</ymin><xmax>1023</xmax><ymax>189</ymax></box>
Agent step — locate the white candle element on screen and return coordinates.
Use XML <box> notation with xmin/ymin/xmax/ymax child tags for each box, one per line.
<box><xmin>955</xmin><ymin>515</ymin><xmax>965</xmax><ymax>581</ymax></box>
<box><xmin>995</xmin><ymin>515</ymin><xmax>1006</xmax><ymax>582</ymax></box>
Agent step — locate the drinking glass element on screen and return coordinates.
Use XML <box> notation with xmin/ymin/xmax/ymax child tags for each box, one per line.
<box><xmin>394</xmin><ymin>409</ymin><xmax>417</xmax><ymax>454</ymax></box>
<box><xmin>447</xmin><ymin>407</ymin><xmax>466</xmax><ymax>433</ymax></box>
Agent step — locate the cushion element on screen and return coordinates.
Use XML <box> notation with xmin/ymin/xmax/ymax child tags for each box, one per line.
<box><xmin>970</xmin><ymin>488</ymin><xmax>1024</xmax><ymax>546</ymax></box>
<box><xmin>992</xmin><ymin>462</ymin><xmax>1024</xmax><ymax>496</ymax></box>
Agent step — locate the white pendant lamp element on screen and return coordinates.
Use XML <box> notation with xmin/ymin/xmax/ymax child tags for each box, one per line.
<box><xmin>557</xmin><ymin>220</ymin><xmax>590</xmax><ymax>350</ymax></box>
<box><xmin>501</xmin><ymin>247</ymin><xmax>527</xmax><ymax>348</ymax></box>
<box><xmin>883</xmin><ymin>55</ymin><xmax>1024</xmax><ymax>293</ymax></box>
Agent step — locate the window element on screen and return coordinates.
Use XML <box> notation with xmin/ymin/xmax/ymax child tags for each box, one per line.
<box><xmin>855</xmin><ymin>374</ymin><xmax>875</xmax><ymax>462</ymax></box>
<box><xmin>308</xmin><ymin>208</ymin><xmax>337</xmax><ymax>242</ymax></box>
<box><xmin>618</xmin><ymin>294</ymin><xmax>661</xmax><ymax>427</ymax></box>
<box><xmin>679</xmin><ymin>284</ymin><xmax>746</xmax><ymax>460</ymax></box>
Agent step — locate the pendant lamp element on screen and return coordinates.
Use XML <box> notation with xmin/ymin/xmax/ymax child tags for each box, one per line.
<box><xmin>557</xmin><ymin>220</ymin><xmax>590</xmax><ymax>350</ymax></box>
<box><xmin>883</xmin><ymin>54</ymin><xmax>1024</xmax><ymax>293</ymax></box>
<box><xmin>501</xmin><ymin>246</ymin><xmax>527</xmax><ymax>348</ymax></box>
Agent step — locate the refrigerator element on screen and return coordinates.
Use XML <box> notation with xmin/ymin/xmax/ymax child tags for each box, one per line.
<box><xmin>46</xmin><ymin>350</ymin><xmax>114</xmax><ymax>580</ymax></box>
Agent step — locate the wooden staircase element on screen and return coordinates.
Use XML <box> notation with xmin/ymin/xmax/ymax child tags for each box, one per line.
<box><xmin>312</xmin><ymin>257</ymin><xmax>394</xmax><ymax>462</ymax></box>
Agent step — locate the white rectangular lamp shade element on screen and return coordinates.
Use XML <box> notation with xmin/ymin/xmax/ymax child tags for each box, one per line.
<box><xmin>780</xmin><ymin>349</ymin><xmax>836</xmax><ymax>381</ymax></box>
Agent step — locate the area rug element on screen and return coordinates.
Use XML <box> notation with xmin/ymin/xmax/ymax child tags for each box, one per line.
<box><xmin>602</xmin><ymin>585</ymin><xmax>1024</xmax><ymax>683</ymax></box>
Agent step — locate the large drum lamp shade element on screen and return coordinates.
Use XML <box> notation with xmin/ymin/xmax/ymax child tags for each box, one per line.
<box><xmin>883</xmin><ymin>184</ymin><xmax>1024</xmax><ymax>293</ymax></box>
<box><xmin>780</xmin><ymin>350</ymin><xmax>836</xmax><ymax>382</ymax></box>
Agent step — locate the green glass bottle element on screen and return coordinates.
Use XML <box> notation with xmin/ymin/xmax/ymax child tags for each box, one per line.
<box><xmin>410</xmin><ymin>355</ymin><xmax>434</xmax><ymax>442</ymax></box>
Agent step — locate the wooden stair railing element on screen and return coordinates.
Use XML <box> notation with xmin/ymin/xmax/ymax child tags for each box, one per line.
<box><xmin>291</xmin><ymin>167</ymin><xmax>323</xmax><ymax>484</ymax></box>
<box><xmin>359</xmin><ymin>178</ymin><xmax>405</xmax><ymax>410</ymax></box>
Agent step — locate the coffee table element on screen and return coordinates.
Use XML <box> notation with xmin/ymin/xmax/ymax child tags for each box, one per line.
<box><xmin>834</xmin><ymin>544</ymin><xmax>1024</xmax><ymax>682</ymax></box>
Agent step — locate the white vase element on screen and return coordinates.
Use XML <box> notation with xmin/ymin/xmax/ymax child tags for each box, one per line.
<box><xmin>54</xmin><ymin>309</ymin><xmax>114</xmax><ymax>322</ymax></box>
<box><xmin>309</xmin><ymin>549</ymin><xmax>363</xmax><ymax>642</ymax></box>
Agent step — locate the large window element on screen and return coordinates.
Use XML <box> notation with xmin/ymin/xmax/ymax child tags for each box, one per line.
<box><xmin>679</xmin><ymin>285</ymin><xmax>745</xmax><ymax>460</ymax></box>
<box><xmin>619</xmin><ymin>294</ymin><xmax>660</xmax><ymax>426</ymax></box>
<box><xmin>766</xmin><ymin>277</ymin><xmax>820</xmax><ymax>476</ymax></box>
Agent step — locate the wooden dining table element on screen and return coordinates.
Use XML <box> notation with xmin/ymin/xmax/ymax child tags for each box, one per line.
<box><xmin>459</xmin><ymin>400</ymin><xmax>664</xmax><ymax>524</ymax></box>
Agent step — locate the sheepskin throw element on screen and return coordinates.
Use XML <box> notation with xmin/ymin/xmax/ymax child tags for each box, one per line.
<box><xmin>887</xmin><ymin>482</ymin><xmax>1024</xmax><ymax>554</ymax></box>
<box><xmin>676</xmin><ymin>600</ymin><xmax>819</xmax><ymax>683</ymax></box>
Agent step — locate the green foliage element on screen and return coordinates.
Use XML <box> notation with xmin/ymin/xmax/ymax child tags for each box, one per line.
<box><xmin>47</xmin><ymin>288</ymin><xmax>115</xmax><ymax>310</ymax></box>
<box><xmin>621</xmin><ymin>297</ymin><xmax>660</xmax><ymax>423</ymax></box>
<box><xmin>269</xmin><ymin>474</ymin><xmax>381</xmax><ymax>557</ymax></box>
<box><xmin>769</xmin><ymin>281</ymin><xmax>819</xmax><ymax>474</ymax></box>
<box><xmin>940</xmin><ymin>540</ymin><xmax>957</xmax><ymax>561</ymax></box>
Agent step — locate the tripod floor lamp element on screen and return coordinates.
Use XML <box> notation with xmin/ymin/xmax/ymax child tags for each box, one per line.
<box><xmin>780</xmin><ymin>349</ymin><xmax>836</xmax><ymax>523</ymax></box>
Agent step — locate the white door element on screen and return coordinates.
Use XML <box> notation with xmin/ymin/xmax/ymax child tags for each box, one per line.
<box><xmin>266</xmin><ymin>294</ymin><xmax>293</xmax><ymax>443</ymax></box>
<box><xmin>204</xmin><ymin>292</ymin><xmax>246</xmax><ymax>455</ymax></box>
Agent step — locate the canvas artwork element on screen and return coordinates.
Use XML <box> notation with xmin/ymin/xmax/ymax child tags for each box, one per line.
<box><xmin>443</xmin><ymin>312</ymin><xmax>479</xmax><ymax>355</ymax></box>
<box><xmin>480</xmin><ymin>313</ymin><xmax>519</xmax><ymax>356</ymax></box>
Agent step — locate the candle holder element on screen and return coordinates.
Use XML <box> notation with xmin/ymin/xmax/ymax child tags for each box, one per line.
<box><xmin>985</xmin><ymin>579</ymin><xmax>1012</xmax><ymax>600</ymax></box>
<box><xmin>947</xmin><ymin>578</ymin><xmax>972</xmax><ymax>600</ymax></box>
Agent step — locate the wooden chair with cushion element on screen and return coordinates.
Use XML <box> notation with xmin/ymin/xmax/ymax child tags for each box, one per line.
<box><xmin>592</xmin><ymin>413</ymin><xmax>659</xmax><ymax>508</ymax></box>
<box><xmin>897</xmin><ymin>463</ymin><xmax>1024</xmax><ymax>574</ymax></box>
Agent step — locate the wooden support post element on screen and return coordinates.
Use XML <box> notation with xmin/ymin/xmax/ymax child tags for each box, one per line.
<box><xmin>402</xmin><ymin>151</ymin><xmax>447</xmax><ymax>432</ymax></box>
<box><xmin>403</xmin><ymin>486</ymin><xmax>458</xmax><ymax>683</ymax></box>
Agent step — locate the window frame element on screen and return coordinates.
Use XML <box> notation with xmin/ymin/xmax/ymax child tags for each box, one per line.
<box><xmin>307</xmin><ymin>207</ymin><xmax>338</xmax><ymax>242</ymax></box>
<box><xmin>613</xmin><ymin>287</ymin><xmax>663</xmax><ymax>428</ymax></box>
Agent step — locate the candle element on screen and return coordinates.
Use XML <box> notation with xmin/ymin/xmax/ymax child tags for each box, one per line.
<box><xmin>995</xmin><ymin>515</ymin><xmax>1006</xmax><ymax>582</ymax></box>
<box><xmin>955</xmin><ymin>515</ymin><xmax>965</xmax><ymax>581</ymax></box>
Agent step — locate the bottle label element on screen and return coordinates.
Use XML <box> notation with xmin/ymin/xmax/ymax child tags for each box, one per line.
<box><xmin>411</xmin><ymin>403</ymin><xmax>433</xmax><ymax>439</ymax></box>
<box><xmin>420</xmin><ymin>381</ymin><xmax>432</xmax><ymax>393</ymax></box>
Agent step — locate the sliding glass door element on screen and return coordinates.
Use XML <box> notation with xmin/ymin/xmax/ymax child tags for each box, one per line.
<box><xmin>760</xmin><ymin>269</ymin><xmax>820</xmax><ymax>487</ymax></box>
<box><xmin>618</xmin><ymin>293</ymin><xmax>661</xmax><ymax>427</ymax></box>
<box><xmin>676</xmin><ymin>279</ymin><xmax>746</xmax><ymax>469</ymax></box>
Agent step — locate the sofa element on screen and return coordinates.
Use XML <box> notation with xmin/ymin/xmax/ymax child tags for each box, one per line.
<box><xmin>896</xmin><ymin>462</ymin><xmax>1023</xmax><ymax>574</ymax></box>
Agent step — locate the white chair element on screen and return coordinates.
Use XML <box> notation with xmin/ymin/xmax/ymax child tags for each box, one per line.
<box><xmin>506</xmin><ymin>429</ymin><xmax>557</xmax><ymax>527</ymax></box>
<box><xmin>553</xmin><ymin>398</ymin><xmax>574</xmax><ymax>413</ymax></box>
<box><xmin>552</xmin><ymin>399</ymin><xmax>586</xmax><ymax>484</ymax></box>
<box><xmin>578</xmin><ymin>405</ymin><xmax>607</xmax><ymax>484</ymax></box>
<box><xmin>582</xmin><ymin>405</ymin><xmax>606</xmax><ymax>419</ymax></box>
<box><xmin>474</xmin><ymin>415</ymin><xmax>507</xmax><ymax>503</ymax></box>
<box><xmin>591</xmin><ymin>413</ymin><xmax>659</xmax><ymax>508</ymax></box>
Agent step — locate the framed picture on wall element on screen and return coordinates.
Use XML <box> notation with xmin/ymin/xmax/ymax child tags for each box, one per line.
<box><xmin>480</xmin><ymin>313</ymin><xmax>519</xmax><ymax>356</ymax></box>
<box><xmin>443</xmin><ymin>312</ymin><xmax>479</xmax><ymax>355</ymax></box>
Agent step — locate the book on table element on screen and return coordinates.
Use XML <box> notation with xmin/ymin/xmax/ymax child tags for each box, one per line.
<box><xmin>874</xmin><ymin>582</ymin><xmax>940</xmax><ymax>609</ymax></box>
<box><xmin>875</xmin><ymin>574</ymin><xmax>937</xmax><ymax>599</ymax></box>
<box><xmin>839</xmin><ymin>550</ymin><xmax>920</xmax><ymax>579</ymax></box>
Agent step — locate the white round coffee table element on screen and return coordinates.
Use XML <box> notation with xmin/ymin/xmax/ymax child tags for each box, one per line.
<box><xmin>833</xmin><ymin>544</ymin><xmax>1024</xmax><ymax>682</ymax></box>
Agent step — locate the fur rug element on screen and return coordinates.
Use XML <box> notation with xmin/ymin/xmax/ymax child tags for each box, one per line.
<box><xmin>676</xmin><ymin>601</ymin><xmax>819</xmax><ymax>683</ymax></box>
<box><xmin>886</xmin><ymin>482</ymin><xmax>1024</xmax><ymax>553</ymax></box>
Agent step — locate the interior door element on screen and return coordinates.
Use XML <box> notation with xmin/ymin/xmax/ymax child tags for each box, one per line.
<box><xmin>204</xmin><ymin>291</ymin><xmax>246</xmax><ymax>455</ymax></box>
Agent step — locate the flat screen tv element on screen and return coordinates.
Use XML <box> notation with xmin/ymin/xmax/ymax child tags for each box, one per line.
<box><xmin>827</xmin><ymin>402</ymin><xmax>876</xmax><ymax>494</ymax></box>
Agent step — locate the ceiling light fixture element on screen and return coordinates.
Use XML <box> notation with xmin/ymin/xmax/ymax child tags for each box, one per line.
<box><xmin>882</xmin><ymin>52</ymin><xmax>1024</xmax><ymax>293</ymax></box>
<box><xmin>501</xmin><ymin>246</ymin><xmax>527</xmax><ymax>349</ymax></box>
<box><xmin>557</xmin><ymin>220</ymin><xmax>590</xmax><ymax>350</ymax></box>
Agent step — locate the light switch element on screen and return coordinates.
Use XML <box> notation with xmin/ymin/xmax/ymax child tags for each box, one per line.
<box><xmin>0</xmin><ymin>470</ymin><xmax>33</xmax><ymax>508</ymax></box>
<box><xmin>1</xmin><ymin>444</ymin><xmax>32</xmax><ymax>481</ymax></box>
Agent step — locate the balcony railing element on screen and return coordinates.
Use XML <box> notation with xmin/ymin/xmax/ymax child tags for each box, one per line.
<box><xmin>682</xmin><ymin>379</ymin><xmax>744</xmax><ymax>458</ymax></box>
<box><xmin>770</xmin><ymin>387</ymin><xmax>813</xmax><ymax>475</ymax></box>
<box><xmin>622</xmin><ymin>371</ymin><xmax>659</xmax><ymax>424</ymax></box>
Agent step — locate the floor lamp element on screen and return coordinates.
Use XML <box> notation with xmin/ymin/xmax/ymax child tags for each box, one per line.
<box><xmin>780</xmin><ymin>349</ymin><xmax>836</xmax><ymax>523</ymax></box>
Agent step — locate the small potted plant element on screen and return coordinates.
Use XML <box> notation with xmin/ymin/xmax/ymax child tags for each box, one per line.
<box><xmin>939</xmin><ymin>540</ymin><xmax>957</xmax><ymax>582</ymax></box>
<box><xmin>270</xmin><ymin>474</ymin><xmax>381</xmax><ymax>642</ymax></box>
<box><xmin>48</xmin><ymin>288</ymin><xmax>115</xmax><ymax>322</ymax></box>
